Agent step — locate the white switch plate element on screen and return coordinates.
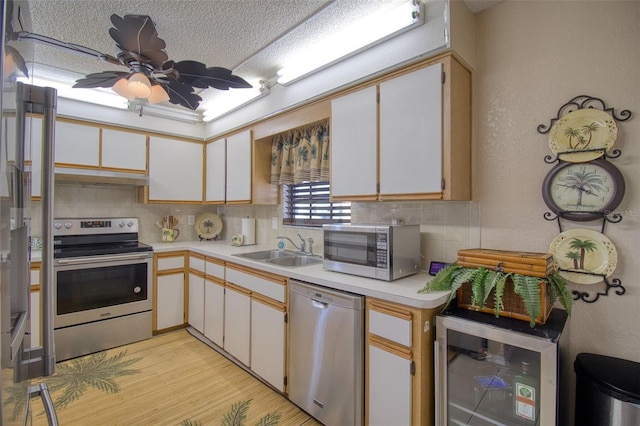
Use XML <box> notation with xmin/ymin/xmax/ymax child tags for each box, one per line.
<box><xmin>187</xmin><ymin>215</ymin><xmax>195</xmax><ymax>225</ymax></box>
<box><xmin>272</xmin><ymin>217</ymin><xmax>278</xmax><ymax>229</ymax></box>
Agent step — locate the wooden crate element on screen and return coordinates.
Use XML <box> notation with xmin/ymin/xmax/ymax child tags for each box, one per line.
<box><xmin>456</xmin><ymin>278</ymin><xmax>553</xmax><ymax>325</ymax></box>
<box><xmin>457</xmin><ymin>248</ymin><xmax>553</xmax><ymax>278</ymax></box>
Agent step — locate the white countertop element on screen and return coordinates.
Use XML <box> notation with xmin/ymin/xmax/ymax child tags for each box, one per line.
<box><xmin>152</xmin><ymin>240</ymin><xmax>449</xmax><ymax>309</ymax></box>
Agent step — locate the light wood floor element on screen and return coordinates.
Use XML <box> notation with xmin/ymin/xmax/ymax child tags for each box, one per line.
<box><xmin>25</xmin><ymin>330</ymin><xmax>321</xmax><ymax>426</ymax></box>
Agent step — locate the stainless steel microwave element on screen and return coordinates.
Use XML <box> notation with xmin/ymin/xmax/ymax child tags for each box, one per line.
<box><xmin>322</xmin><ymin>223</ymin><xmax>420</xmax><ymax>281</ymax></box>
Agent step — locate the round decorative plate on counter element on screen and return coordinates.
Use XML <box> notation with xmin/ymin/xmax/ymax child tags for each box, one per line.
<box><xmin>549</xmin><ymin>228</ymin><xmax>617</xmax><ymax>285</ymax></box>
<box><xmin>548</xmin><ymin>109</ymin><xmax>618</xmax><ymax>162</ymax></box>
<box><xmin>195</xmin><ymin>212</ymin><xmax>223</xmax><ymax>240</ymax></box>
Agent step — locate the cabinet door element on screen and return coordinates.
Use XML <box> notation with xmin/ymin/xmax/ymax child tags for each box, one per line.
<box><xmin>188</xmin><ymin>273</ymin><xmax>205</xmax><ymax>333</ymax></box>
<box><xmin>223</xmin><ymin>285</ymin><xmax>251</xmax><ymax>366</ymax></box>
<box><xmin>55</xmin><ymin>121</ymin><xmax>100</xmax><ymax>167</ymax></box>
<box><xmin>148</xmin><ymin>136</ymin><xmax>203</xmax><ymax>202</ymax></box>
<box><xmin>156</xmin><ymin>273</ymin><xmax>185</xmax><ymax>330</ymax></box>
<box><xmin>368</xmin><ymin>341</ymin><xmax>412</xmax><ymax>426</ymax></box>
<box><xmin>225</xmin><ymin>130</ymin><xmax>251</xmax><ymax>202</ymax></box>
<box><xmin>205</xmin><ymin>138</ymin><xmax>226</xmax><ymax>203</ymax></box>
<box><xmin>29</xmin><ymin>290</ymin><xmax>41</xmax><ymax>349</ymax></box>
<box><xmin>101</xmin><ymin>128</ymin><xmax>147</xmax><ymax>171</ymax></box>
<box><xmin>204</xmin><ymin>279</ymin><xmax>224</xmax><ymax>346</ymax></box>
<box><xmin>330</xmin><ymin>85</ymin><xmax>378</xmax><ymax>199</ymax></box>
<box><xmin>250</xmin><ymin>296</ymin><xmax>286</xmax><ymax>392</ymax></box>
<box><xmin>379</xmin><ymin>63</ymin><xmax>443</xmax><ymax>196</ymax></box>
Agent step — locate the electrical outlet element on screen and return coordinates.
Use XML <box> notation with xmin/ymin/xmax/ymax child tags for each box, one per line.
<box><xmin>187</xmin><ymin>215</ymin><xmax>195</xmax><ymax>225</ymax></box>
<box><xmin>272</xmin><ymin>217</ymin><xmax>278</xmax><ymax>229</ymax></box>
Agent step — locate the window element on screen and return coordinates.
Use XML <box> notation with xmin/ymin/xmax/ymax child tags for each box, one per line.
<box><xmin>283</xmin><ymin>181</ymin><xmax>351</xmax><ymax>227</ymax></box>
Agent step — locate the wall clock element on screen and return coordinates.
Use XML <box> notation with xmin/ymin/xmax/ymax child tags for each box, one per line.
<box><xmin>542</xmin><ymin>158</ymin><xmax>625</xmax><ymax>221</ymax></box>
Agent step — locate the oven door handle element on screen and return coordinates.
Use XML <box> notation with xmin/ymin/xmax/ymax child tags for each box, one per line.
<box><xmin>56</xmin><ymin>253</ymin><xmax>152</xmax><ymax>264</ymax></box>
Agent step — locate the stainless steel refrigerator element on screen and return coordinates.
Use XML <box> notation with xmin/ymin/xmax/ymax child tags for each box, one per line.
<box><xmin>1</xmin><ymin>1</ymin><xmax>59</xmax><ymax>423</ymax></box>
<box><xmin>435</xmin><ymin>307</ymin><xmax>570</xmax><ymax>426</ymax></box>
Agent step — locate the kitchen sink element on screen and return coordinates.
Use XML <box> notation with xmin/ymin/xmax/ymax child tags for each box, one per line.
<box><xmin>233</xmin><ymin>249</ymin><xmax>299</xmax><ymax>260</ymax></box>
<box><xmin>232</xmin><ymin>249</ymin><xmax>322</xmax><ymax>267</ymax></box>
<box><xmin>264</xmin><ymin>255</ymin><xmax>323</xmax><ymax>267</ymax></box>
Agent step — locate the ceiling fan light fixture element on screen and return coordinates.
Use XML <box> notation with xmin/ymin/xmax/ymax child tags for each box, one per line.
<box><xmin>112</xmin><ymin>77</ymin><xmax>136</xmax><ymax>101</ymax></box>
<box><xmin>148</xmin><ymin>84</ymin><xmax>170</xmax><ymax>104</ymax></box>
<box><xmin>127</xmin><ymin>72</ymin><xmax>152</xmax><ymax>98</ymax></box>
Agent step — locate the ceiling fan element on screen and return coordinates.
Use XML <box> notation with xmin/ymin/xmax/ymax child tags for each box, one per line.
<box><xmin>7</xmin><ymin>12</ymin><xmax>252</xmax><ymax>110</ymax></box>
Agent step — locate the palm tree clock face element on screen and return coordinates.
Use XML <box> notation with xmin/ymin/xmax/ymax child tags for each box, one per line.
<box><xmin>542</xmin><ymin>158</ymin><xmax>625</xmax><ymax>221</ymax></box>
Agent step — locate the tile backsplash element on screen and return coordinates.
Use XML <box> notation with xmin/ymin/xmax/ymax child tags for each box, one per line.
<box><xmin>32</xmin><ymin>184</ymin><xmax>480</xmax><ymax>271</ymax></box>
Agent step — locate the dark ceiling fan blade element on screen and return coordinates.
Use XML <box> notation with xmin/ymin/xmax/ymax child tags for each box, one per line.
<box><xmin>109</xmin><ymin>14</ymin><xmax>168</xmax><ymax>67</ymax></box>
<box><xmin>173</xmin><ymin>61</ymin><xmax>252</xmax><ymax>90</ymax></box>
<box><xmin>165</xmin><ymin>80</ymin><xmax>202</xmax><ymax>110</ymax></box>
<box><xmin>73</xmin><ymin>71</ymin><xmax>129</xmax><ymax>88</ymax></box>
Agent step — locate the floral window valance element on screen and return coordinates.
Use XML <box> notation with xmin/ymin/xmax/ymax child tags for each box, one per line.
<box><xmin>270</xmin><ymin>118</ymin><xmax>330</xmax><ymax>185</ymax></box>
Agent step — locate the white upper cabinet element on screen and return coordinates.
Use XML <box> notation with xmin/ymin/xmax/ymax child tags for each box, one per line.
<box><xmin>55</xmin><ymin>121</ymin><xmax>100</xmax><ymax>167</ymax></box>
<box><xmin>379</xmin><ymin>62</ymin><xmax>442</xmax><ymax>196</ymax></box>
<box><xmin>205</xmin><ymin>138</ymin><xmax>226</xmax><ymax>203</ymax></box>
<box><xmin>330</xmin><ymin>54</ymin><xmax>471</xmax><ymax>201</ymax></box>
<box><xmin>330</xmin><ymin>86</ymin><xmax>378</xmax><ymax>199</ymax></box>
<box><xmin>225</xmin><ymin>130</ymin><xmax>252</xmax><ymax>203</ymax></box>
<box><xmin>148</xmin><ymin>136</ymin><xmax>203</xmax><ymax>202</ymax></box>
<box><xmin>101</xmin><ymin>128</ymin><xmax>147</xmax><ymax>172</ymax></box>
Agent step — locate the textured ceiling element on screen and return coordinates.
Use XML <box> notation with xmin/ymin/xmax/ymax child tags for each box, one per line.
<box><xmin>20</xmin><ymin>0</ymin><xmax>500</xmax><ymax>114</ymax></box>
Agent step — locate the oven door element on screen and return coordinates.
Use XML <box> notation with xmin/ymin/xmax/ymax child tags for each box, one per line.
<box><xmin>53</xmin><ymin>253</ymin><xmax>152</xmax><ymax>329</ymax></box>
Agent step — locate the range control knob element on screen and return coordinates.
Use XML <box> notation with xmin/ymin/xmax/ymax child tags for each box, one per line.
<box><xmin>119</xmin><ymin>221</ymin><xmax>126</xmax><ymax>227</ymax></box>
<box><xmin>127</xmin><ymin>221</ymin><xmax>134</xmax><ymax>228</ymax></box>
<box><xmin>64</xmin><ymin>222</ymin><xmax>72</xmax><ymax>229</ymax></box>
<box><xmin>54</xmin><ymin>222</ymin><xmax>62</xmax><ymax>229</ymax></box>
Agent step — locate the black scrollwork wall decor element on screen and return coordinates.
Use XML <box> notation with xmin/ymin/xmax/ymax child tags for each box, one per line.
<box><xmin>539</xmin><ymin>95</ymin><xmax>632</xmax><ymax>303</ymax></box>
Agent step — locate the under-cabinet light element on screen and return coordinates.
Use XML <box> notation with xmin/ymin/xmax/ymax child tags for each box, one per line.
<box><xmin>276</xmin><ymin>0</ymin><xmax>424</xmax><ymax>86</ymax></box>
<box><xmin>17</xmin><ymin>76</ymin><xmax>129</xmax><ymax>109</ymax></box>
<box><xmin>202</xmin><ymin>79</ymin><xmax>270</xmax><ymax>122</ymax></box>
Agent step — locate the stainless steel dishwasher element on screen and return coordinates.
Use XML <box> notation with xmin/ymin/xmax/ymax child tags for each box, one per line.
<box><xmin>289</xmin><ymin>280</ymin><xmax>365</xmax><ymax>426</ymax></box>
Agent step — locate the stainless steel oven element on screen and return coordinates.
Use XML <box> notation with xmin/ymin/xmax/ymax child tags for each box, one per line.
<box><xmin>53</xmin><ymin>218</ymin><xmax>153</xmax><ymax>360</ymax></box>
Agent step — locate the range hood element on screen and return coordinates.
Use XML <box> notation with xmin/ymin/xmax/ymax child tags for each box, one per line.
<box><xmin>54</xmin><ymin>167</ymin><xmax>149</xmax><ymax>187</ymax></box>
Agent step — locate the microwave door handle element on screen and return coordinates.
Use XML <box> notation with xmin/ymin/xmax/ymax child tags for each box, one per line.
<box><xmin>56</xmin><ymin>253</ymin><xmax>152</xmax><ymax>264</ymax></box>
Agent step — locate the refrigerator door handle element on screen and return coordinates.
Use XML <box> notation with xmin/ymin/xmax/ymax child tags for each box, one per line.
<box><xmin>28</xmin><ymin>383</ymin><xmax>59</xmax><ymax>426</ymax></box>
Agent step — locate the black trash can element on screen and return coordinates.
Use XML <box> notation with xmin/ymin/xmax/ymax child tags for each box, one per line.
<box><xmin>574</xmin><ymin>353</ymin><xmax>640</xmax><ymax>426</ymax></box>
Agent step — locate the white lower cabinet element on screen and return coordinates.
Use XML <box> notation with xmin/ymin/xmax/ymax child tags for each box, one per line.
<box><xmin>29</xmin><ymin>290</ymin><xmax>41</xmax><ymax>348</ymax></box>
<box><xmin>250</xmin><ymin>295</ymin><xmax>286</xmax><ymax>392</ymax></box>
<box><xmin>223</xmin><ymin>284</ymin><xmax>251</xmax><ymax>366</ymax></box>
<box><xmin>368</xmin><ymin>340</ymin><xmax>412</xmax><ymax>426</ymax></box>
<box><xmin>156</xmin><ymin>273</ymin><xmax>185</xmax><ymax>330</ymax></box>
<box><xmin>188</xmin><ymin>273</ymin><xmax>205</xmax><ymax>333</ymax></box>
<box><xmin>203</xmin><ymin>279</ymin><xmax>224</xmax><ymax>346</ymax></box>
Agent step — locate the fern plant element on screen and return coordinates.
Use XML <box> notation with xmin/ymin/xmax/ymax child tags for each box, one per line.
<box><xmin>418</xmin><ymin>263</ymin><xmax>572</xmax><ymax>327</ymax></box>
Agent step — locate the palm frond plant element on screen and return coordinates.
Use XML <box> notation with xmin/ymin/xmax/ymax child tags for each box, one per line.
<box><xmin>419</xmin><ymin>263</ymin><xmax>573</xmax><ymax>327</ymax></box>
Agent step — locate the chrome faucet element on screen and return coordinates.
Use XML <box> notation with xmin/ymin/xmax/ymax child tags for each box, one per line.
<box><xmin>277</xmin><ymin>234</ymin><xmax>313</xmax><ymax>255</ymax></box>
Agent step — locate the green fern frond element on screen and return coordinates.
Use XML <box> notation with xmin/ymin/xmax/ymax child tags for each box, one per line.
<box><xmin>419</xmin><ymin>263</ymin><xmax>461</xmax><ymax>293</ymax></box>
<box><xmin>222</xmin><ymin>399</ymin><xmax>252</xmax><ymax>426</ymax></box>
<box><xmin>255</xmin><ymin>413</ymin><xmax>281</xmax><ymax>426</ymax></box>
<box><xmin>512</xmin><ymin>274</ymin><xmax>542</xmax><ymax>327</ymax></box>
<box><xmin>546</xmin><ymin>271</ymin><xmax>574</xmax><ymax>315</ymax></box>
<box><xmin>470</xmin><ymin>268</ymin><xmax>490</xmax><ymax>307</ymax></box>
<box><xmin>493</xmin><ymin>274</ymin><xmax>509</xmax><ymax>317</ymax></box>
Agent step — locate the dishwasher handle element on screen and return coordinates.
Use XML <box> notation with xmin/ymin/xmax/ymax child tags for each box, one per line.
<box><xmin>310</xmin><ymin>299</ymin><xmax>328</xmax><ymax>309</ymax></box>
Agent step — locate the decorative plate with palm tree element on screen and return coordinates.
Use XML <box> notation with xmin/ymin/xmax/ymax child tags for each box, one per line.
<box><xmin>549</xmin><ymin>228</ymin><xmax>617</xmax><ymax>285</ymax></box>
<box><xmin>549</xmin><ymin>108</ymin><xmax>618</xmax><ymax>162</ymax></box>
<box><xmin>195</xmin><ymin>212</ymin><xmax>223</xmax><ymax>240</ymax></box>
<box><xmin>542</xmin><ymin>158</ymin><xmax>625</xmax><ymax>221</ymax></box>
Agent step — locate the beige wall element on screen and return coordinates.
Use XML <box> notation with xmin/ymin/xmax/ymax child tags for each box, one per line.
<box><xmin>474</xmin><ymin>0</ymin><xmax>640</xmax><ymax>370</ymax></box>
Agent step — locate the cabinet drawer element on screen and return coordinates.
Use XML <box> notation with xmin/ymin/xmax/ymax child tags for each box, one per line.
<box><xmin>368</xmin><ymin>300</ymin><xmax>413</xmax><ymax>347</ymax></box>
<box><xmin>205</xmin><ymin>259</ymin><xmax>225</xmax><ymax>280</ymax></box>
<box><xmin>225</xmin><ymin>265</ymin><xmax>286</xmax><ymax>303</ymax></box>
<box><xmin>30</xmin><ymin>266</ymin><xmax>41</xmax><ymax>286</ymax></box>
<box><xmin>157</xmin><ymin>254</ymin><xmax>185</xmax><ymax>271</ymax></box>
<box><xmin>189</xmin><ymin>255</ymin><xmax>205</xmax><ymax>273</ymax></box>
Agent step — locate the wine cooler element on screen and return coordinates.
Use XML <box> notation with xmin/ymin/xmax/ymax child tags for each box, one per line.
<box><xmin>435</xmin><ymin>307</ymin><xmax>570</xmax><ymax>425</ymax></box>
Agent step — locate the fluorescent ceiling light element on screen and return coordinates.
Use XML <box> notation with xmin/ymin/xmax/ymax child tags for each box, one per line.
<box><xmin>131</xmin><ymin>102</ymin><xmax>201</xmax><ymax>124</ymax></box>
<box><xmin>202</xmin><ymin>80</ymin><xmax>270</xmax><ymax>122</ymax></box>
<box><xmin>17</xmin><ymin>76</ymin><xmax>129</xmax><ymax>110</ymax></box>
<box><xmin>277</xmin><ymin>0</ymin><xmax>424</xmax><ymax>86</ymax></box>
